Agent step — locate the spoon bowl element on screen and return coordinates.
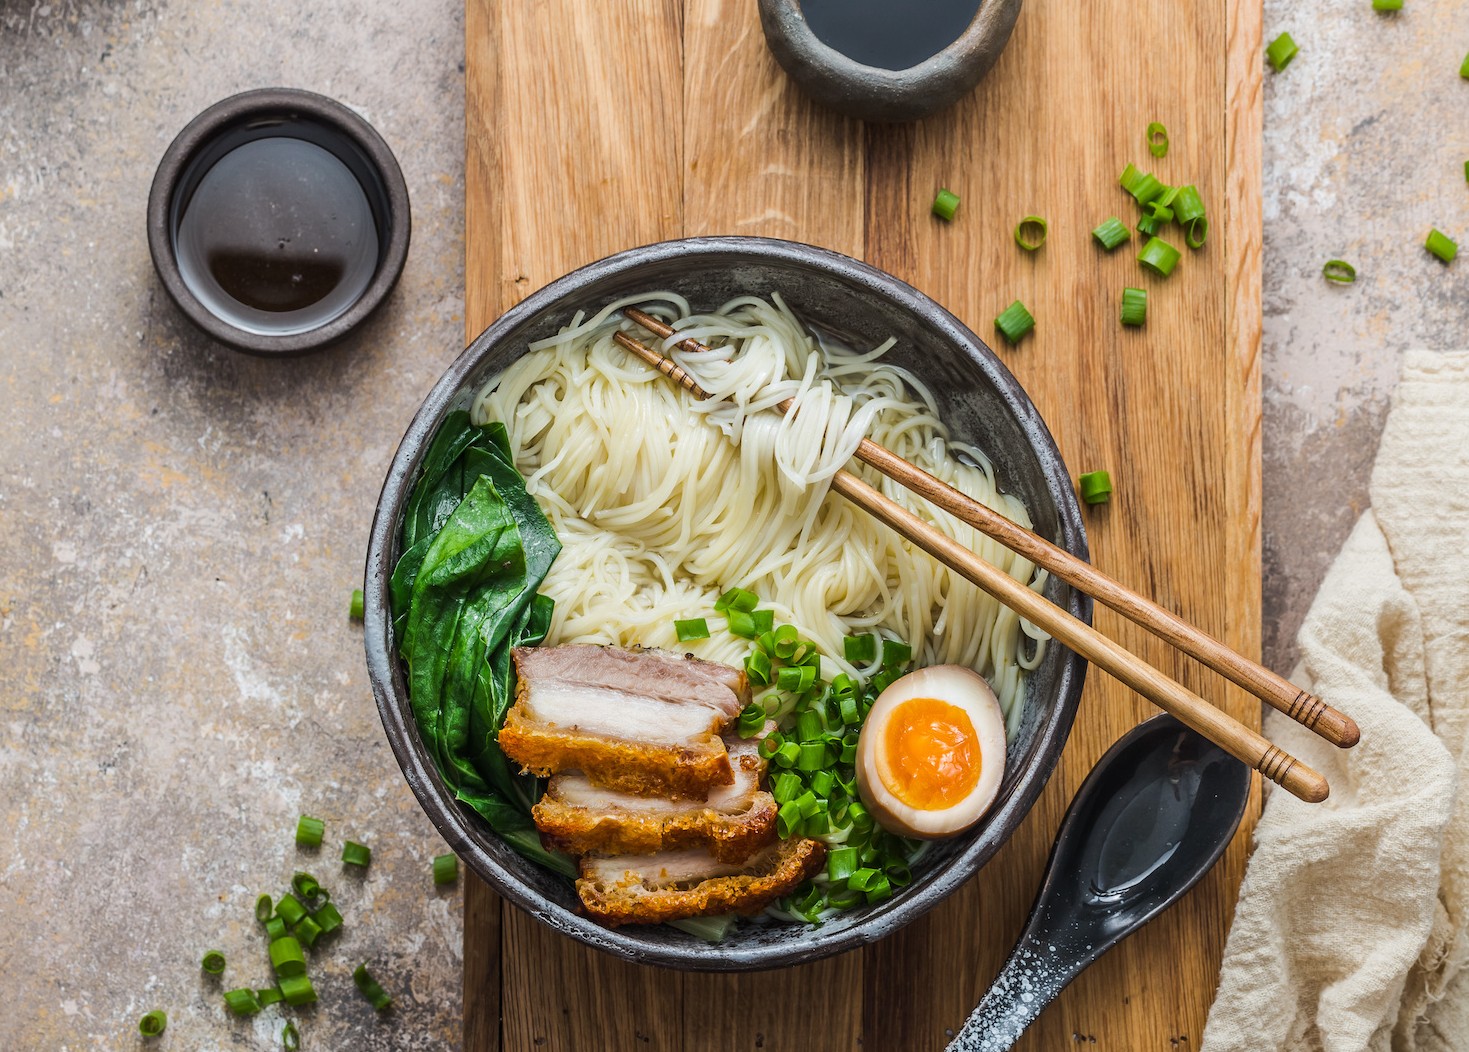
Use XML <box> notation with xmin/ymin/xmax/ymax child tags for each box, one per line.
<box><xmin>949</xmin><ymin>713</ymin><xmax>1252</xmax><ymax>1050</ymax></box>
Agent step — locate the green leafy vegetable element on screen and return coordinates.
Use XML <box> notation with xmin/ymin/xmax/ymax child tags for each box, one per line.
<box><xmin>391</xmin><ymin>415</ymin><xmax>571</xmax><ymax>877</ymax></box>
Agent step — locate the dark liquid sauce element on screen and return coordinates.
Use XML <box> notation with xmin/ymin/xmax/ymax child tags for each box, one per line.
<box><xmin>799</xmin><ymin>0</ymin><xmax>983</xmax><ymax>71</ymax></box>
<box><xmin>174</xmin><ymin>135</ymin><xmax>379</xmax><ymax>336</ymax></box>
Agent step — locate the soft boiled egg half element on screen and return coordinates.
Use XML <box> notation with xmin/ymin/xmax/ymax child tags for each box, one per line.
<box><xmin>854</xmin><ymin>665</ymin><xmax>1006</xmax><ymax>839</ymax></box>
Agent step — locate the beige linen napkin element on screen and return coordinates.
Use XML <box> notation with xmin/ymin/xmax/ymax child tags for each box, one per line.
<box><xmin>1203</xmin><ymin>351</ymin><xmax>1469</xmax><ymax>1051</ymax></box>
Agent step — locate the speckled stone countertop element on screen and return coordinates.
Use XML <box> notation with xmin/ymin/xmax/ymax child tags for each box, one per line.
<box><xmin>2</xmin><ymin>0</ymin><xmax>1465</xmax><ymax>1048</ymax></box>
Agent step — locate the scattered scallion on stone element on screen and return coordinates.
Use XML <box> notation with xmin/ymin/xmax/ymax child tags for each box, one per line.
<box><xmin>1372</xmin><ymin>0</ymin><xmax>1402</xmax><ymax>9</ymax></box>
<box><xmin>201</xmin><ymin>949</ymin><xmax>227</xmax><ymax>975</ymax></box>
<box><xmin>1426</xmin><ymin>228</ymin><xmax>1458</xmax><ymax>263</ymax></box>
<box><xmin>279</xmin><ymin>973</ymin><xmax>317</xmax><ymax>1007</ymax></box>
<box><xmin>349</xmin><ymin>588</ymin><xmax>364</xmax><ymax>620</ymax></box>
<box><xmin>224</xmin><ymin>988</ymin><xmax>263</xmax><ymax>1016</ymax></box>
<box><xmin>354</xmin><ymin>963</ymin><xmax>394</xmax><ymax>1012</ymax></box>
<box><xmin>994</xmin><ymin>300</ymin><xmax>1035</xmax><ymax>345</ymax></box>
<box><xmin>283</xmin><ymin>1020</ymin><xmax>301</xmax><ymax>1052</ymax></box>
<box><xmin>1323</xmin><ymin>260</ymin><xmax>1357</xmax><ymax>283</ymax></box>
<box><xmin>295</xmin><ymin>815</ymin><xmax>324</xmax><ymax>849</ymax></box>
<box><xmin>1266</xmin><ymin>32</ymin><xmax>1299</xmax><ymax>72</ymax></box>
<box><xmin>342</xmin><ymin>841</ymin><xmax>372</xmax><ymax>868</ymax></box>
<box><xmin>257</xmin><ymin>986</ymin><xmax>284</xmax><ymax>1008</ymax></box>
<box><xmin>268</xmin><ymin>935</ymin><xmax>307</xmax><ymax>978</ymax></box>
<box><xmin>138</xmin><ymin>1010</ymin><xmax>167</xmax><ymax>1037</ymax></box>
<box><xmin>313</xmin><ymin>900</ymin><xmax>344</xmax><ymax>935</ymax></box>
<box><xmin>932</xmin><ymin>187</ymin><xmax>960</xmax><ymax>221</ymax></box>
<box><xmin>433</xmin><ymin>852</ymin><xmax>459</xmax><ymax>886</ymax></box>
<box><xmin>276</xmin><ymin>893</ymin><xmax>307</xmax><ymax>928</ymax></box>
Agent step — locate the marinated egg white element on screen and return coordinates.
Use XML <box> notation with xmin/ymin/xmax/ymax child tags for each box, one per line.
<box><xmin>855</xmin><ymin>665</ymin><xmax>1006</xmax><ymax>839</ymax></box>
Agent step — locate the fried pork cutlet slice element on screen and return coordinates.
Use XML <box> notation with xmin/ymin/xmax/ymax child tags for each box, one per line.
<box><xmin>498</xmin><ymin>645</ymin><xmax>750</xmax><ymax>799</ymax></box>
<box><xmin>533</xmin><ymin>736</ymin><xmax>776</xmax><ymax>862</ymax></box>
<box><xmin>577</xmin><ymin>837</ymin><xmax>826</xmax><ymax>926</ymax></box>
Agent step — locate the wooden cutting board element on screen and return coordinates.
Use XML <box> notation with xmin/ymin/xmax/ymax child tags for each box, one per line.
<box><xmin>462</xmin><ymin>0</ymin><xmax>1263</xmax><ymax>1047</ymax></box>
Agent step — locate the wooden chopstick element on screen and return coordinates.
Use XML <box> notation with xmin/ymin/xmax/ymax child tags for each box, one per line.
<box><xmin>611</xmin><ymin>324</ymin><xmax>1331</xmax><ymax>803</ymax></box>
<box><xmin>624</xmin><ymin>307</ymin><xmax>1360</xmax><ymax>751</ymax></box>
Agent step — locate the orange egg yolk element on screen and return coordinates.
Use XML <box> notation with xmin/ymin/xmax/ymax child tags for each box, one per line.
<box><xmin>879</xmin><ymin>697</ymin><xmax>981</xmax><ymax>810</ymax></box>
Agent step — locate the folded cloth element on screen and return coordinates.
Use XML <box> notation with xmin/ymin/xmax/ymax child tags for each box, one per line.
<box><xmin>1203</xmin><ymin>351</ymin><xmax>1469</xmax><ymax>1052</ymax></box>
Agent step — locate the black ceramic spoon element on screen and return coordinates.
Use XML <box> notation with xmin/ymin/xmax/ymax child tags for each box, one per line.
<box><xmin>947</xmin><ymin>713</ymin><xmax>1253</xmax><ymax>1051</ymax></box>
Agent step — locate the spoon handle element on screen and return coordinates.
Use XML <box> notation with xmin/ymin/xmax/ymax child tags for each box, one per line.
<box><xmin>945</xmin><ymin>933</ymin><xmax>1088</xmax><ymax>1052</ymax></box>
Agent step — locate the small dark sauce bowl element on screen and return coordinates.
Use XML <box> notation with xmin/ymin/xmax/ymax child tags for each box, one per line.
<box><xmin>146</xmin><ymin>88</ymin><xmax>411</xmax><ymax>357</ymax></box>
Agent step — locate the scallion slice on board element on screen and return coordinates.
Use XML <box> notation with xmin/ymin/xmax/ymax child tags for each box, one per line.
<box><xmin>1014</xmin><ymin>215</ymin><xmax>1048</xmax><ymax>251</ymax></box>
<box><xmin>1092</xmin><ymin>217</ymin><xmax>1131</xmax><ymax>251</ymax></box>
<box><xmin>995</xmin><ymin>300</ymin><xmax>1035</xmax><ymax>345</ymax></box>
<box><xmin>1147</xmin><ymin>122</ymin><xmax>1169</xmax><ymax>158</ymax></box>
<box><xmin>1266</xmin><ymin>33</ymin><xmax>1299</xmax><ymax>71</ymax></box>
<box><xmin>1139</xmin><ymin>237</ymin><xmax>1182</xmax><ymax>277</ymax></box>
<box><xmin>1426</xmin><ymin>228</ymin><xmax>1458</xmax><ymax>263</ymax></box>
<box><xmin>1079</xmin><ymin>471</ymin><xmax>1114</xmax><ymax>505</ymax></box>
<box><xmin>932</xmin><ymin>188</ymin><xmax>960</xmax><ymax>221</ymax></box>
<box><xmin>1186</xmin><ymin>217</ymin><xmax>1209</xmax><ymax>249</ymax></box>
<box><xmin>1120</xmin><ymin>288</ymin><xmax>1148</xmax><ymax>327</ymax></box>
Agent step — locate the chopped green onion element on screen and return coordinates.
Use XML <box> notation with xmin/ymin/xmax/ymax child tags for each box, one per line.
<box><xmin>771</xmin><ymin>626</ymin><xmax>800</xmax><ymax>659</ymax></box>
<box><xmin>668</xmin><ymin>914</ymin><xmax>737</xmax><ymax>942</ymax></box>
<box><xmin>312</xmin><ymin>901</ymin><xmax>344</xmax><ymax>935</ymax></box>
<box><xmin>795</xmin><ymin>708</ymin><xmax>823</xmax><ymax>743</ymax></box>
<box><xmin>1147</xmin><ymin>122</ymin><xmax>1169</xmax><ymax>158</ymax></box>
<box><xmin>292</xmin><ymin>872</ymin><xmax>324</xmax><ymax>902</ymax></box>
<box><xmin>863</xmin><ymin>874</ymin><xmax>894</xmax><ymax>904</ymax></box>
<box><xmin>1136</xmin><ymin>213</ymin><xmax>1165</xmax><ymax>237</ymax></box>
<box><xmin>796</xmin><ymin>742</ymin><xmax>827</xmax><ymax>771</ymax></box>
<box><xmin>803</xmin><ymin>811</ymin><xmax>831</xmax><ymax>836</ymax></box>
<box><xmin>882</xmin><ymin>639</ymin><xmax>912</xmax><ymax>668</ymax></box>
<box><xmin>714</xmin><ymin>587</ymin><xmax>758</xmax><ymax>613</ymax></box>
<box><xmin>1173</xmin><ymin>185</ymin><xmax>1205</xmax><ymax>224</ymax></box>
<box><xmin>843</xmin><ymin>633</ymin><xmax>876</xmax><ymax>664</ymax></box>
<box><xmin>777</xmin><ymin>666</ymin><xmax>803</xmax><ymax>692</ymax></box>
<box><xmin>1146</xmin><ymin>200</ymin><xmax>1174</xmax><ymax>223</ymax></box>
<box><xmin>279</xmin><ymin>973</ymin><xmax>317</xmax><ymax>1007</ymax></box>
<box><xmin>1464</xmin><ymin>160</ymin><xmax>1468</xmax><ymax>184</ymax></box>
<box><xmin>932</xmin><ymin>188</ymin><xmax>960</xmax><ymax>221</ymax></box>
<box><xmin>1185</xmin><ymin>217</ymin><xmax>1209</xmax><ymax>249</ymax></box>
<box><xmin>276</xmin><ymin>893</ymin><xmax>307</xmax><ymax>927</ymax></box>
<box><xmin>674</xmin><ymin>618</ymin><xmax>709</xmax><ymax>642</ymax></box>
<box><xmin>1118</xmin><ymin>163</ymin><xmax>1142</xmax><ymax>193</ymax></box>
<box><xmin>257</xmin><ymin>986</ymin><xmax>284</xmax><ymax>1007</ymax></box>
<box><xmin>726</xmin><ymin>610</ymin><xmax>757</xmax><ymax>638</ymax></box>
<box><xmin>349</xmin><ymin>588</ymin><xmax>364</xmax><ymax>620</ymax></box>
<box><xmin>828</xmin><ymin>847</ymin><xmax>859</xmax><ymax>883</ymax></box>
<box><xmin>737</xmin><ymin>703</ymin><xmax>766</xmax><ymax>738</ymax></box>
<box><xmin>1014</xmin><ymin>215</ymin><xmax>1048</xmax><ymax>251</ymax></box>
<box><xmin>283</xmin><ymin>1020</ymin><xmax>301</xmax><ymax>1052</ymax></box>
<box><xmin>294</xmin><ymin>915</ymin><xmax>324</xmax><ymax>948</ymax></box>
<box><xmin>745</xmin><ymin>648</ymin><xmax>772</xmax><ymax>685</ymax></box>
<box><xmin>1127</xmin><ymin>172</ymin><xmax>1165</xmax><ymax>206</ymax></box>
<box><xmin>295</xmin><ymin>815</ymin><xmax>324</xmax><ymax>848</ymax></box>
<box><xmin>774</xmin><ymin>740</ymin><xmax>801</xmax><ymax>768</ymax></box>
<box><xmin>750</xmin><ymin>609</ymin><xmax>774</xmax><ymax>635</ymax></box>
<box><xmin>264</xmin><ymin>915</ymin><xmax>287</xmax><ymax>941</ymax></box>
<box><xmin>847</xmin><ymin>801</ymin><xmax>872</xmax><ymax>830</ymax></box>
<box><xmin>1120</xmin><ymin>288</ymin><xmax>1148</xmax><ymax>327</ymax></box>
<box><xmin>1266</xmin><ymin>32</ymin><xmax>1299</xmax><ymax>72</ymax></box>
<box><xmin>269</xmin><ymin>936</ymin><xmax>306</xmax><ymax>978</ymax></box>
<box><xmin>776</xmin><ymin>800</ymin><xmax>801</xmax><ymax>839</ymax></box>
<box><xmin>1426</xmin><ymin>227</ymin><xmax>1458</xmax><ymax>263</ymax></box>
<box><xmin>794</xmin><ymin>790</ymin><xmax>822</xmax><ymax>818</ymax></box>
<box><xmin>809</xmin><ymin>769</ymin><xmax>835</xmax><ymax>797</ymax></box>
<box><xmin>1092</xmin><ymin>217</ymin><xmax>1131</xmax><ymax>251</ymax></box>
<box><xmin>433</xmin><ymin>853</ymin><xmax>459</xmax><ymax>886</ymax></box>
<box><xmin>1138</xmin><ymin>237</ymin><xmax>1182</xmax><ymax>277</ymax></box>
<box><xmin>772</xmin><ymin>771</ymin><xmax>802</xmax><ymax>805</ymax></box>
<box><xmin>202</xmin><ymin>949</ymin><xmax>227</xmax><ymax>975</ymax></box>
<box><xmin>224</xmin><ymin>988</ymin><xmax>263</xmax><ymax>1016</ymax></box>
<box><xmin>138</xmin><ymin>1010</ymin><xmax>167</xmax><ymax>1036</ymax></box>
<box><xmin>995</xmin><ymin>300</ymin><xmax>1035</xmax><ymax>345</ymax></box>
<box><xmin>1322</xmin><ymin>260</ymin><xmax>1357</xmax><ymax>283</ymax></box>
<box><xmin>1462</xmin><ymin>52</ymin><xmax>1469</xmax><ymax>79</ymax></box>
<box><xmin>255</xmin><ymin>893</ymin><xmax>273</xmax><ymax>923</ymax></box>
<box><xmin>1372</xmin><ymin>0</ymin><xmax>1401</xmax><ymax>9</ymax></box>
<box><xmin>1079</xmin><ymin>471</ymin><xmax>1114</xmax><ymax>505</ymax></box>
<box><xmin>354</xmin><ymin>963</ymin><xmax>394</xmax><ymax>1012</ymax></box>
<box><xmin>839</xmin><ymin>693</ymin><xmax>860</xmax><ymax>725</ymax></box>
<box><xmin>342</xmin><ymin>841</ymin><xmax>372</xmax><ymax>868</ymax></box>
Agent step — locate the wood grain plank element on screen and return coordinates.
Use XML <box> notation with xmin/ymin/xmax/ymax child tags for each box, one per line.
<box><xmin>679</xmin><ymin>3</ymin><xmax>866</xmax><ymax>1049</ymax></box>
<box><xmin>860</xmin><ymin>0</ymin><xmax>1256</xmax><ymax>1045</ymax></box>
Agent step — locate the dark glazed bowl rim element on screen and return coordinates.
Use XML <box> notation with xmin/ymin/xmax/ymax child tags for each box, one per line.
<box><xmin>363</xmin><ymin>236</ymin><xmax>1089</xmax><ymax>970</ymax></box>
<box><xmin>145</xmin><ymin>87</ymin><xmax>411</xmax><ymax>357</ymax></box>
<box><xmin>758</xmin><ymin>0</ymin><xmax>1024</xmax><ymax>122</ymax></box>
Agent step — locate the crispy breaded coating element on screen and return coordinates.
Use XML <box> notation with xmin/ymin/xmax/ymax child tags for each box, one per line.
<box><xmin>576</xmin><ymin>837</ymin><xmax>826</xmax><ymax>926</ymax></box>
